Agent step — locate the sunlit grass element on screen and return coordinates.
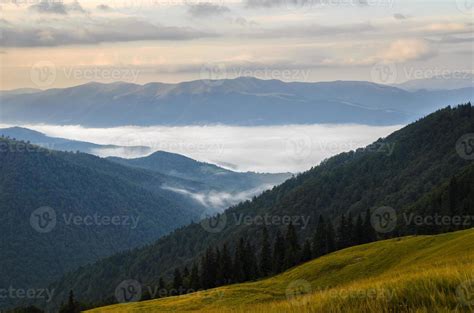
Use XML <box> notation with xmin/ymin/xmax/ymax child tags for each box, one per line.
<box><xmin>87</xmin><ymin>229</ymin><xmax>474</xmax><ymax>313</ymax></box>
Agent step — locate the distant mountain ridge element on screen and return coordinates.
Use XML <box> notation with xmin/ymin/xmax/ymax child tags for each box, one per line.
<box><xmin>0</xmin><ymin>127</ymin><xmax>291</xmax><ymax>211</ymax></box>
<box><xmin>108</xmin><ymin>151</ymin><xmax>292</xmax><ymax>194</ymax></box>
<box><xmin>394</xmin><ymin>73</ymin><xmax>474</xmax><ymax>91</ymax></box>
<box><xmin>0</xmin><ymin>127</ymin><xmax>152</xmax><ymax>157</ymax></box>
<box><xmin>1</xmin><ymin>77</ymin><xmax>472</xmax><ymax>126</ymax></box>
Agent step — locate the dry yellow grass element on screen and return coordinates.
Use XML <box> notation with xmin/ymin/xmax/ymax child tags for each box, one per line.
<box><xmin>87</xmin><ymin>229</ymin><xmax>474</xmax><ymax>313</ymax></box>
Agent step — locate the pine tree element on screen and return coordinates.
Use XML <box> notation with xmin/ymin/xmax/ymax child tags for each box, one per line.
<box><xmin>173</xmin><ymin>268</ymin><xmax>183</xmax><ymax>295</ymax></box>
<box><xmin>355</xmin><ymin>213</ymin><xmax>364</xmax><ymax>245</ymax></box>
<box><xmin>272</xmin><ymin>231</ymin><xmax>285</xmax><ymax>274</ymax></box>
<box><xmin>326</xmin><ymin>220</ymin><xmax>336</xmax><ymax>253</ymax></box>
<box><xmin>244</xmin><ymin>240</ymin><xmax>258</xmax><ymax>280</ymax></box>
<box><xmin>363</xmin><ymin>209</ymin><xmax>376</xmax><ymax>243</ymax></box>
<box><xmin>312</xmin><ymin>215</ymin><xmax>327</xmax><ymax>257</ymax></box>
<box><xmin>189</xmin><ymin>263</ymin><xmax>200</xmax><ymax>291</ymax></box>
<box><xmin>158</xmin><ymin>277</ymin><xmax>166</xmax><ymax>298</ymax></box>
<box><xmin>259</xmin><ymin>227</ymin><xmax>272</xmax><ymax>277</ymax></box>
<box><xmin>338</xmin><ymin>214</ymin><xmax>347</xmax><ymax>249</ymax></box>
<box><xmin>284</xmin><ymin>222</ymin><xmax>300</xmax><ymax>269</ymax></box>
<box><xmin>233</xmin><ymin>238</ymin><xmax>246</xmax><ymax>283</ymax></box>
<box><xmin>59</xmin><ymin>290</ymin><xmax>77</xmax><ymax>313</ymax></box>
<box><xmin>300</xmin><ymin>239</ymin><xmax>312</xmax><ymax>263</ymax></box>
<box><xmin>218</xmin><ymin>243</ymin><xmax>233</xmax><ymax>285</ymax></box>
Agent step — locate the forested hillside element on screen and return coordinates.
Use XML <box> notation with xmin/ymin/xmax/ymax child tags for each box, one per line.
<box><xmin>108</xmin><ymin>151</ymin><xmax>291</xmax><ymax>195</ymax></box>
<box><xmin>45</xmin><ymin>104</ymin><xmax>473</xmax><ymax>310</ymax></box>
<box><xmin>0</xmin><ymin>139</ymin><xmax>207</xmax><ymax>309</ymax></box>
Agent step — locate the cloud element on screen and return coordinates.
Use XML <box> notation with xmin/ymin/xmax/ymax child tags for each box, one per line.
<box><xmin>29</xmin><ymin>1</ymin><xmax>86</xmax><ymax>15</ymax></box>
<box><xmin>245</xmin><ymin>0</ymin><xmax>369</xmax><ymax>8</ymax></box>
<box><xmin>0</xmin><ymin>18</ymin><xmax>216</xmax><ymax>47</ymax></box>
<box><xmin>381</xmin><ymin>39</ymin><xmax>435</xmax><ymax>62</ymax></box>
<box><xmin>393</xmin><ymin>13</ymin><xmax>407</xmax><ymax>20</ymax></box>
<box><xmin>97</xmin><ymin>4</ymin><xmax>112</xmax><ymax>11</ymax></box>
<box><xmin>187</xmin><ymin>3</ymin><xmax>230</xmax><ymax>17</ymax></box>
<box><xmin>162</xmin><ymin>184</ymin><xmax>273</xmax><ymax>211</ymax></box>
<box><xmin>250</xmin><ymin>22</ymin><xmax>375</xmax><ymax>38</ymax></box>
<box><xmin>2</xmin><ymin>123</ymin><xmax>402</xmax><ymax>173</ymax></box>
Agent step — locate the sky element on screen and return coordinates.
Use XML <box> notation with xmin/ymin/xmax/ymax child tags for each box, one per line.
<box><xmin>0</xmin><ymin>0</ymin><xmax>472</xmax><ymax>89</ymax></box>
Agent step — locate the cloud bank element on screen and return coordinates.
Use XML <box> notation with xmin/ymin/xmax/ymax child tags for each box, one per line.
<box><xmin>0</xmin><ymin>123</ymin><xmax>402</xmax><ymax>173</ymax></box>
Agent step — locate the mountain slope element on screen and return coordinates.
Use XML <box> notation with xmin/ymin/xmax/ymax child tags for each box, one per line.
<box><xmin>395</xmin><ymin>73</ymin><xmax>474</xmax><ymax>91</ymax></box>
<box><xmin>0</xmin><ymin>127</ymin><xmax>151</xmax><ymax>157</ymax></box>
<box><xmin>108</xmin><ymin>152</ymin><xmax>292</xmax><ymax>209</ymax></box>
<box><xmin>0</xmin><ymin>138</ymin><xmax>209</xmax><ymax>309</ymax></box>
<box><xmin>0</xmin><ymin>127</ymin><xmax>290</xmax><ymax>212</ymax></box>
<box><xmin>1</xmin><ymin>78</ymin><xmax>472</xmax><ymax>126</ymax></box>
<box><xmin>45</xmin><ymin>104</ymin><xmax>474</xmax><ymax>309</ymax></box>
<box><xmin>87</xmin><ymin>228</ymin><xmax>474</xmax><ymax>312</ymax></box>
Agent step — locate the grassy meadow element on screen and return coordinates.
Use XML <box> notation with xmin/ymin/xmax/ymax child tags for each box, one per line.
<box><xmin>87</xmin><ymin>229</ymin><xmax>474</xmax><ymax>313</ymax></box>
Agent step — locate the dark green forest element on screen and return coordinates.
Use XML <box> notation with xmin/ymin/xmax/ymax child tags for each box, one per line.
<box><xmin>36</xmin><ymin>104</ymin><xmax>473</xmax><ymax>311</ymax></box>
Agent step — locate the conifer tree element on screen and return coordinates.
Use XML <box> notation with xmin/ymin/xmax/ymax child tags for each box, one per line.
<box><xmin>272</xmin><ymin>231</ymin><xmax>285</xmax><ymax>274</ymax></box>
<box><xmin>300</xmin><ymin>239</ymin><xmax>312</xmax><ymax>263</ymax></box>
<box><xmin>173</xmin><ymin>268</ymin><xmax>183</xmax><ymax>295</ymax></box>
<box><xmin>189</xmin><ymin>263</ymin><xmax>200</xmax><ymax>291</ymax></box>
<box><xmin>284</xmin><ymin>222</ymin><xmax>300</xmax><ymax>269</ymax></box>
<box><xmin>259</xmin><ymin>227</ymin><xmax>272</xmax><ymax>277</ymax></box>
<box><xmin>363</xmin><ymin>209</ymin><xmax>377</xmax><ymax>243</ymax></box>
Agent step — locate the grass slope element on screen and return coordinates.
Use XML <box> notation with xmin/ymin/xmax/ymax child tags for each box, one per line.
<box><xmin>88</xmin><ymin>229</ymin><xmax>474</xmax><ymax>313</ymax></box>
